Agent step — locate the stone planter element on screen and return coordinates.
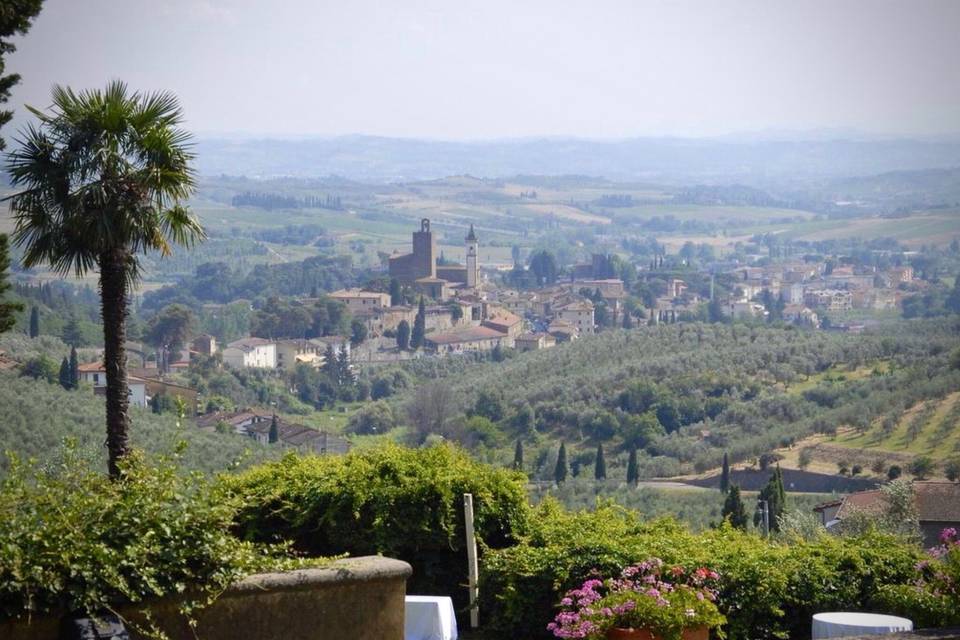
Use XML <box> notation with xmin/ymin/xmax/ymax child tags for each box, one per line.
<box><xmin>1</xmin><ymin>555</ymin><xmax>412</xmax><ymax>640</ymax></box>
<box><xmin>608</xmin><ymin>625</ymin><xmax>709</xmax><ymax>640</ymax></box>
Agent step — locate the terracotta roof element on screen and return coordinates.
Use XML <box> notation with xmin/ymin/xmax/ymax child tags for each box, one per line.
<box><xmin>559</xmin><ymin>301</ymin><xmax>594</xmax><ymax>312</ymax></box>
<box><xmin>426</xmin><ymin>326</ymin><xmax>504</xmax><ymax>345</ymax></box>
<box><xmin>830</xmin><ymin>483</ymin><xmax>960</xmax><ymax>522</ymax></box>
<box><xmin>835</xmin><ymin>490</ymin><xmax>885</xmax><ymax>518</ymax></box>
<box><xmin>914</xmin><ymin>482</ymin><xmax>960</xmax><ymax>521</ymax></box>
<box><xmin>196</xmin><ymin>410</ymin><xmax>261</xmax><ymax>428</ymax></box>
<box><xmin>813</xmin><ymin>498</ymin><xmax>844</xmax><ymax>511</ymax></box>
<box><xmin>247</xmin><ymin>420</ymin><xmax>351</xmax><ymax>450</ymax></box>
<box><xmin>78</xmin><ymin>361</ymin><xmax>105</xmax><ymax>372</ymax></box>
<box><xmin>516</xmin><ymin>332</ymin><xmax>547</xmax><ymax>342</ymax></box>
<box><xmin>485</xmin><ymin>309</ymin><xmax>521</xmax><ymax>326</ymax></box>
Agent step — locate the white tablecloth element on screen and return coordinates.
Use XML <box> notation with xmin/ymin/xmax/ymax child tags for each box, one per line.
<box><xmin>812</xmin><ymin>612</ymin><xmax>913</xmax><ymax>639</ymax></box>
<box><xmin>405</xmin><ymin>595</ymin><xmax>458</xmax><ymax>640</ymax></box>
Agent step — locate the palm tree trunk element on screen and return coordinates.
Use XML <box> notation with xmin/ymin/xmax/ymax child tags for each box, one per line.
<box><xmin>100</xmin><ymin>249</ymin><xmax>131</xmax><ymax>479</ymax></box>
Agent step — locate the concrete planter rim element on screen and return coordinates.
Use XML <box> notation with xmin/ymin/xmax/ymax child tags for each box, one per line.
<box><xmin>225</xmin><ymin>556</ymin><xmax>413</xmax><ymax>596</ymax></box>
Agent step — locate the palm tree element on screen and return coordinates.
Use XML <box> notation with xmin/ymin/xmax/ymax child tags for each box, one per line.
<box><xmin>6</xmin><ymin>82</ymin><xmax>203</xmax><ymax>477</ymax></box>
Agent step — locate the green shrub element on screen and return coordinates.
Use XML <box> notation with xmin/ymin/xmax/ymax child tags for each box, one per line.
<box><xmin>223</xmin><ymin>443</ymin><xmax>531</xmax><ymax>607</ymax></box>
<box><xmin>479</xmin><ymin>500</ymin><xmax>923</xmax><ymax>640</ymax></box>
<box><xmin>0</xmin><ymin>442</ymin><xmax>303</xmax><ymax>630</ymax></box>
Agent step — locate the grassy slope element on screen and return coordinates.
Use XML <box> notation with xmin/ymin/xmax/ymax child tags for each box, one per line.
<box><xmin>829</xmin><ymin>392</ymin><xmax>960</xmax><ymax>460</ymax></box>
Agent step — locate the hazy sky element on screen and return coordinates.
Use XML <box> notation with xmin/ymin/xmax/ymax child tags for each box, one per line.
<box><xmin>7</xmin><ymin>0</ymin><xmax>960</xmax><ymax>139</ymax></box>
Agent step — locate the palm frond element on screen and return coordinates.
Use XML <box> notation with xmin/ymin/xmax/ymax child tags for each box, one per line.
<box><xmin>3</xmin><ymin>82</ymin><xmax>203</xmax><ymax>284</ymax></box>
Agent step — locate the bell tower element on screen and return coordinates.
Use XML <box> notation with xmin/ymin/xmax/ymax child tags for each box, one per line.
<box><xmin>465</xmin><ymin>224</ymin><xmax>479</xmax><ymax>287</ymax></box>
<box><xmin>412</xmin><ymin>218</ymin><xmax>436</xmax><ymax>279</ymax></box>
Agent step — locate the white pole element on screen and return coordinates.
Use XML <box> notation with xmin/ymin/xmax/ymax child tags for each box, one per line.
<box><xmin>464</xmin><ymin>493</ymin><xmax>479</xmax><ymax>628</ymax></box>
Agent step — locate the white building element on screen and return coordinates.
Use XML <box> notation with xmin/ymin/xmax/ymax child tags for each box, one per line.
<box><xmin>223</xmin><ymin>337</ymin><xmax>277</xmax><ymax>369</ymax></box>
<box><xmin>77</xmin><ymin>362</ymin><xmax>148</xmax><ymax>408</ymax></box>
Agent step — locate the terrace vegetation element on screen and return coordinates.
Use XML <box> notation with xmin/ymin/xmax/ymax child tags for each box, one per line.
<box><xmin>2</xmin><ymin>442</ymin><xmax>955</xmax><ymax>639</ymax></box>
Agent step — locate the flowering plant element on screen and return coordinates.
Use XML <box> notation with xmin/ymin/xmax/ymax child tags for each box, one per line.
<box><xmin>877</xmin><ymin>527</ymin><xmax>960</xmax><ymax>627</ymax></box>
<box><xmin>547</xmin><ymin>558</ymin><xmax>726</xmax><ymax>640</ymax></box>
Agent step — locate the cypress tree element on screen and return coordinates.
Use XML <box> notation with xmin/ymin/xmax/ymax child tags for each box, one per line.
<box><xmin>396</xmin><ymin>320</ymin><xmax>411</xmax><ymax>351</ymax></box>
<box><xmin>777</xmin><ymin>465</ymin><xmax>786</xmax><ymax>501</ymax></box>
<box><xmin>336</xmin><ymin>346</ymin><xmax>351</xmax><ymax>384</ymax></box>
<box><xmin>269</xmin><ymin>414</ymin><xmax>279</xmax><ymax>444</ymax></box>
<box><xmin>0</xmin><ymin>235</ymin><xmax>23</xmax><ymax>335</ymax></box>
<box><xmin>322</xmin><ymin>344</ymin><xmax>338</xmax><ymax>380</ymax></box>
<box><xmin>69</xmin><ymin>346</ymin><xmax>79</xmax><ymax>389</ymax></box>
<box><xmin>754</xmin><ymin>467</ymin><xmax>787</xmax><ymax>532</ymax></box>
<box><xmin>29</xmin><ymin>305</ymin><xmax>39</xmax><ymax>338</ymax></box>
<box><xmin>554</xmin><ymin>442</ymin><xmax>568</xmax><ymax>484</ymax></box>
<box><xmin>722</xmin><ymin>485</ymin><xmax>749</xmax><ymax>530</ymax></box>
<box><xmin>626</xmin><ymin>446</ymin><xmax>639</xmax><ymax>485</ymax></box>
<box><xmin>62</xmin><ymin>314</ymin><xmax>82</xmax><ymax>347</ymax></box>
<box><xmin>720</xmin><ymin>452</ymin><xmax>730</xmax><ymax>493</ymax></box>
<box><xmin>411</xmin><ymin>297</ymin><xmax>426</xmax><ymax>349</ymax></box>
<box><xmin>513</xmin><ymin>440</ymin><xmax>524</xmax><ymax>471</ymax></box>
<box><xmin>389</xmin><ymin>278</ymin><xmax>402</xmax><ymax>306</ymax></box>
<box><xmin>594</xmin><ymin>443</ymin><xmax>606</xmax><ymax>480</ymax></box>
<box><xmin>58</xmin><ymin>356</ymin><xmax>71</xmax><ymax>390</ymax></box>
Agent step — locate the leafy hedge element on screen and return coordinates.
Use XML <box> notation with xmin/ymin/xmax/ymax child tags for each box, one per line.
<box><xmin>222</xmin><ymin>443</ymin><xmax>531</xmax><ymax>606</ymax></box>
<box><xmin>479</xmin><ymin>500</ymin><xmax>924</xmax><ymax>640</ymax></box>
<box><xmin>0</xmin><ymin>443</ymin><xmax>302</xmax><ymax>630</ymax></box>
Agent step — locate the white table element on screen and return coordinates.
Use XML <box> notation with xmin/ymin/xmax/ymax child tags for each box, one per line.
<box><xmin>812</xmin><ymin>612</ymin><xmax>913</xmax><ymax>639</ymax></box>
<box><xmin>405</xmin><ymin>595</ymin><xmax>458</xmax><ymax>640</ymax></box>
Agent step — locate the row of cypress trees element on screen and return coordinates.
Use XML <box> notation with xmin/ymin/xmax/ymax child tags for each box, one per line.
<box><xmin>512</xmin><ymin>441</ymin><xmax>641</xmax><ymax>485</ymax></box>
<box><xmin>57</xmin><ymin>346</ymin><xmax>80</xmax><ymax>391</ymax></box>
<box><xmin>509</xmin><ymin>443</ymin><xmax>787</xmax><ymax>534</ymax></box>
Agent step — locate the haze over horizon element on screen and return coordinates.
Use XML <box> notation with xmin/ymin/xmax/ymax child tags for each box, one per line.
<box><xmin>8</xmin><ymin>0</ymin><xmax>960</xmax><ymax>141</ymax></box>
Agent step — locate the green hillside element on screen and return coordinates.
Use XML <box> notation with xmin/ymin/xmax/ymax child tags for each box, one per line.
<box><xmin>388</xmin><ymin>318</ymin><xmax>960</xmax><ymax>480</ymax></box>
<box><xmin>0</xmin><ymin>371</ymin><xmax>279</xmax><ymax>476</ymax></box>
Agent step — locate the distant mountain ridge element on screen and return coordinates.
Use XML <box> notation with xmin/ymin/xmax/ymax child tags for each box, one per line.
<box><xmin>194</xmin><ymin>134</ymin><xmax>960</xmax><ymax>185</ymax></box>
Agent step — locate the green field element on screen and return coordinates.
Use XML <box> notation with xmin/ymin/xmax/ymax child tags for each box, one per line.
<box><xmin>764</xmin><ymin>210</ymin><xmax>960</xmax><ymax>247</ymax></box>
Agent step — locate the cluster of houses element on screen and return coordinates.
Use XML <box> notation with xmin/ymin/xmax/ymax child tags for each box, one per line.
<box><xmin>654</xmin><ymin>259</ymin><xmax>916</xmax><ymax>327</ymax></box>
<box><xmin>325</xmin><ymin>219</ymin><xmax>925</xmax><ymax>357</ymax></box>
